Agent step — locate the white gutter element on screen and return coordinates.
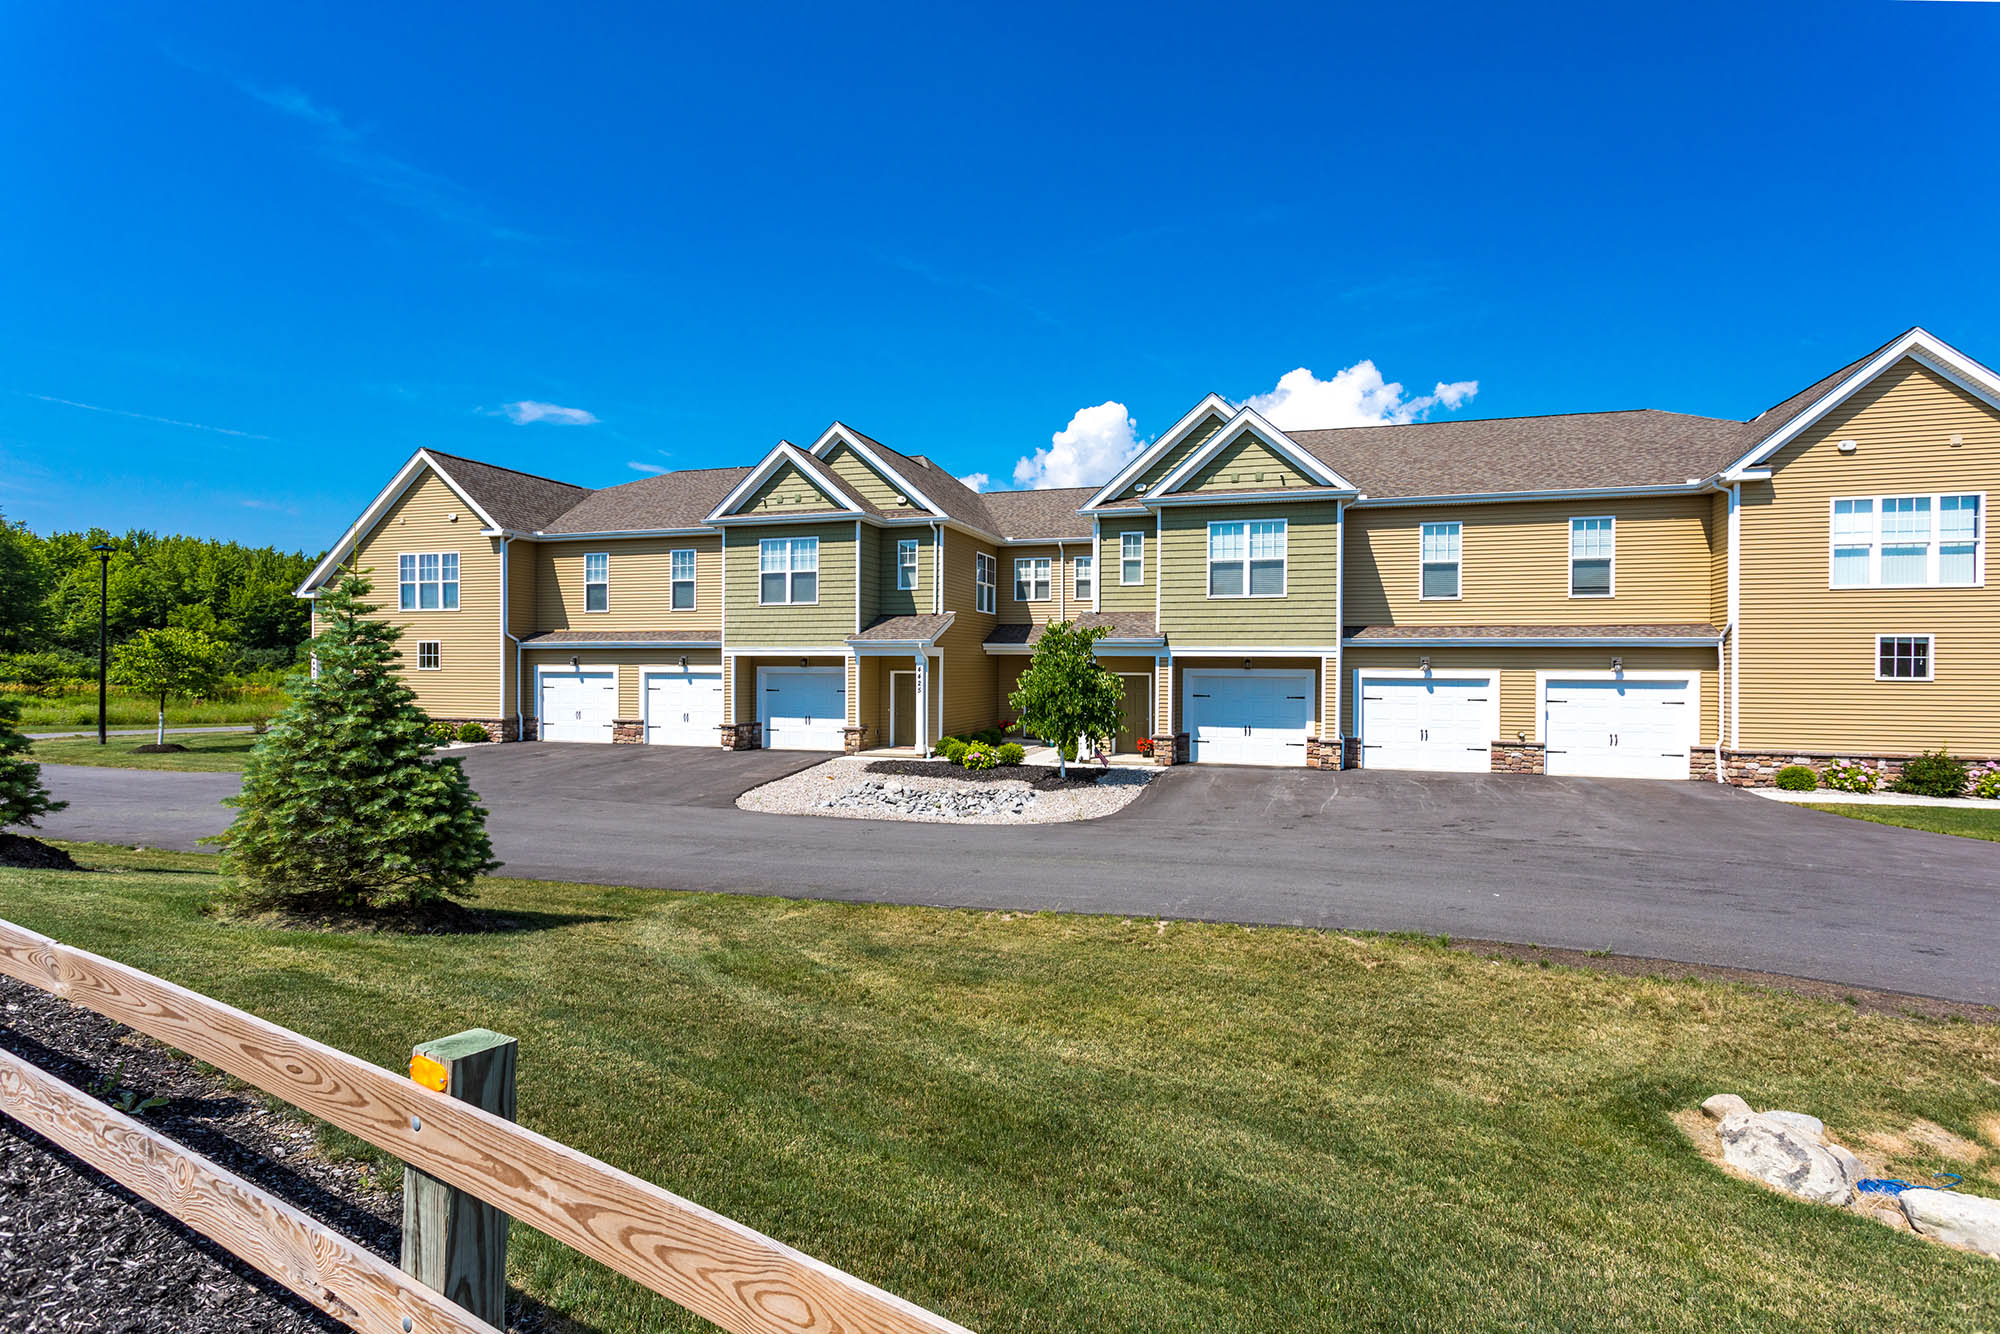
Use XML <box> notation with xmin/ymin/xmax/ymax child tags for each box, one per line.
<box><xmin>1348</xmin><ymin>481</ymin><xmax>1712</xmax><ymax>509</ymax></box>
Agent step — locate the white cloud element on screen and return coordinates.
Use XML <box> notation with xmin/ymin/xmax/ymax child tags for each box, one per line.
<box><xmin>627</xmin><ymin>461</ymin><xmax>670</xmax><ymax>474</ymax></box>
<box><xmin>1010</xmin><ymin>401</ymin><xmax>1145</xmax><ymax>490</ymax></box>
<box><xmin>956</xmin><ymin>471</ymin><xmax>991</xmax><ymax>492</ymax></box>
<box><xmin>1243</xmin><ymin>363</ymin><xmax>1478</xmax><ymax>431</ymax></box>
<box><xmin>502</xmin><ymin>400</ymin><xmax>599</xmax><ymax>427</ymax></box>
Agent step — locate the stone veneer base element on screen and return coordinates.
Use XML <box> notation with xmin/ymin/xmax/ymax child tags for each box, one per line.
<box><xmin>611</xmin><ymin>718</ymin><xmax>643</xmax><ymax>744</ymax></box>
<box><xmin>718</xmin><ymin>721</ymin><xmax>762</xmax><ymax>751</ymax></box>
<box><xmin>1148</xmin><ymin>733</ymin><xmax>1190</xmax><ymax>766</ymax></box>
<box><xmin>1718</xmin><ymin>748</ymin><xmax>2000</xmax><ymax>788</ymax></box>
<box><xmin>1489</xmin><ymin>741</ymin><xmax>1546</xmax><ymax>775</ymax></box>
<box><xmin>841</xmin><ymin>724</ymin><xmax>870</xmax><ymax>755</ymax></box>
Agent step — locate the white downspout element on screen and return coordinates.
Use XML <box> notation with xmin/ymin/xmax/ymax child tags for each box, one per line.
<box><xmin>499</xmin><ymin>536</ymin><xmax>525</xmax><ymax>740</ymax></box>
<box><xmin>1727</xmin><ymin>483</ymin><xmax>1742</xmax><ymax>754</ymax></box>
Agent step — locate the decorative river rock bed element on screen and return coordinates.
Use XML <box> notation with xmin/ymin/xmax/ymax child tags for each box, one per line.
<box><xmin>736</xmin><ymin>755</ymin><xmax>1156</xmax><ymax>824</ymax></box>
<box><xmin>1692</xmin><ymin>1093</ymin><xmax>2000</xmax><ymax>1257</ymax></box>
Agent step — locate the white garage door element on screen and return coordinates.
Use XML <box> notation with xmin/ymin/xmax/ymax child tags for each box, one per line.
<box><xmin>1357</xmin><ymin>673</ymin><xmax>1497</xmax><ymax>772</ymax></box>
<box><xmin>538</xmin><ymin>670</ymin><xmax>616</xmax><ymax>743</ymax></box>
<box><xmin>1544</xmin><ymin>678</ymin><xmax>1693</xmax><ymax>779</ymax></box>
<box><xmin>1184</xmin><ymin>669</ymin><xmax>1313</xmax><ymax>766</ymax></box>
<box><xmin>644</xmin><ymin>669</ymin><xmax>722</xmax><ymax>747</ymax></box>
<box><xmin>759</xmin><ymin>667</ymin><xmax>846</xmax><ymax>751</ymax></box>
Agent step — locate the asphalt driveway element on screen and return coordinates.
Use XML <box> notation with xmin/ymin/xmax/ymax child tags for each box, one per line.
<box><xmin>27</xmin><ymin>744</ymin><xmax>2000</xmax><ymax>1004</ymax></box>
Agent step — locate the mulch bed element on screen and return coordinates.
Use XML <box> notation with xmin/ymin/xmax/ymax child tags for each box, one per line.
<box><xmin>863</xmin><ymin>759</ymin><xmax>1121</xmax><ymax>790</ymax></box>
<box><xmin>132</xmin><ymin>743</ymin><xmax>188</xmax><ymax>754</ymax></box>
<box><xmin>0</xmin><ymin>834</ymin><xmax>78</xmax><ymax>871</ymax></box>
<box><xmin>0</xmin><ymin>976</ymin><xmax>570</xmax><ymax>1331</ymax></box>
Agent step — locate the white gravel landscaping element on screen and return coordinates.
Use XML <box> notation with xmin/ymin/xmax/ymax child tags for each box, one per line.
<box><xmin>1752</xmin><ymin>788</ymin><xmax>1999</xmax><ymax>810</ymax></box>
<box><xmin>736</xmin><ymin>754</ymin><xmax>1156</xmax><ymax>824</ymax></box>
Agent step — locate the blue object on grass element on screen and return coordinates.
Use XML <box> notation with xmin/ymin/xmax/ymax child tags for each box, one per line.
<box><xmin>1933</xmin><ymin>1172</ymin><xmax>1964</xmax><ymax>1188</ymax></box>
<box><xmin>1856</xmin><ymin>1179</ymin><xmax>1916</xmax><ymax>1194</ymax></box>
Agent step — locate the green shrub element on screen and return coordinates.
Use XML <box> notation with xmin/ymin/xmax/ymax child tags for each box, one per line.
<box><xmin>1819</xmin><ymin>762</ymin><xmax>1877</xmax><ymax>793</ymax></box>
<box><xmin>1889</xmin><ymin>749</ymin><xmax>1967</xmax><ymax>799</ymax></box>
<box><xmin>0</xmin><ymin>694</ymin><xmax>64</xmax><ymax>831</ymax></box>
<box><xmin>1774</xmin><ymin>765</ymin><xmax>1818</xmax><ymax>792</ymax></box>
<box><xmin>1971</xmin><ymin>766</ymin><xmax>2000</xmax><ymax>800</ymax></box>
<box><xmin>425</xmin><ymin>720</ymin><xmax>456</xmax><ymax>743</ymax></box>
<box><xmin>973</xmin><ymin>727</ymin><xmax>1005</xmax><ymax>746</ymax></box>
<box><xmin>960</xmin><ymin>743</ymin><xmax>999</xmax><ymax>771</ymax></box>
<box><xmin>455</xmin><ymin>721</ymin><xmax>491</xmax><ymax>744</ymax></box>
<box><xmin>937</xmin><ymin>738</ymin><xmax>968</xmax><ymax>763</ymax></box>
<box><xmin>996</xmin><ymin>742</ymin><xmax>1025</xmax><ymax>766</ymax></box>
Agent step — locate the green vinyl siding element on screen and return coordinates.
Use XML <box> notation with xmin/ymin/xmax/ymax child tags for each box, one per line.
<box><xmin>1159</xmin><ymin>501</ymin><xmax>1341</xmax><ymax>644</ymax></box>
<box><xmin>821</xmin><ymin>443</ymin><xmax>912</xmax><ymax>510</ymax></box>
<box><xmin>877</xmin><ymin>525</ymin><xmax>933</xmax><ymax>618</ymax></box>
<box><xmin>1182</xmin><ymin>436</ymin><xmax>1316</xmax><ymax>492</ymax></box>
<box><xmin>1114</xmin><ymin>413</ymin><xmax>1226</xmax><ymax>501</ymax></box>
<box><xmin>742</xmin><ymin>462</ymin><xmax>843</xmax><ymax>515</ymax></box>
<box><xmin>856</xmin><ymin>524</ymin><xmax>881</xmax><ymax>630</ymax></box>
<box><xmin>723</xmin><ymin>520</ymin><xmax>858</xmax><ymax>646</ymax></box>
<box><xmin>1099</xmin><ymin>517</ymin><xmax>1157</xmax><ymax>614</ymax></box>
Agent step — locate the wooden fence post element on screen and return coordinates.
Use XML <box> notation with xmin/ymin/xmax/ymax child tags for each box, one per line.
<box><xmin>402</xmin><ymin>1028</ymin><xmax>517</xmax><ymax>1326</ymax></box>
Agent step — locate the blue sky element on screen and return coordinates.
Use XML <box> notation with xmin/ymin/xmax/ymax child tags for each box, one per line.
<box><xmin>4</xmin><ymin>2</ymin><xmax>1997</xmax><ymax>552</ymax></box>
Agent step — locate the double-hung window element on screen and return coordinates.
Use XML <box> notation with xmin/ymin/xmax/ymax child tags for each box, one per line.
<box><xmin>1876</xmin><ymin>634</ymin><xmax>1932</xmax><ymax>681</ymax></box>
<box><xmin>1830</xmin><ymin>493</ymin><xmax>1983</xmax><ymax>587</ymax></box>
<box><xmin>975</xmin><ymin>552</ymin><xmax>996</xmax><ymax>613</ymax></box>
<box><xmin>416</xmin><ymin>641</ymin><xmax>441</xmax><ymax>671</ymax></box>
<box><xmin>1074</xmin><ymin>553</ymin><xmax>1094</xmax><ymax>602</ymax></box>
<box><xmin>398</xmin><ymin>552</ymin><xmax>459</xmax><ymax>611</ymax></box>
<box><xmin>897</xmin><ymin>538</ymin><xmax>920</xmax><ymax>591</ymax></box>
<box><xmin>1014</xmin><ymin>556</ymin><xmax>1051</xmax><ymax>602</ymax></box>
<box><xmin>1120</xmin><ymin>531</ymin><xmax>1144</xmax><ymax>584</ymax></box>
<box><xmin>759</xmin><ymin>536</ymin><xmax>818</xmax><ymax>604</ymax></box>
<box><xmin>1207</xmin><ymin>519</ymin><xmax>1287</xmax><ymax>597</ymax></box>
<box><xmin>1420</xmin><ymin>522</ymin><xmax>1461</xmax><ymax>599</ymax></box>
<box><xmin>584</xmin><ymin>553</ymin><xmax>609</xmax><ymax>612</ymax></box>
<box><xmin>670</xmin><ymin>549</ymin><xmax>696</xmax><ymax>610</ymax></box>
<box><xmin>1569</xmin><ymin>517</ymin><xmax>1614</xmax><ymax>597</ymax></box>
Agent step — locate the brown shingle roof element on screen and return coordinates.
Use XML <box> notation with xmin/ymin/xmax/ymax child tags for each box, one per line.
<box><xmin>978</xmin><ymin>487</ymin><xmax>1095</xmax><ymax>540</ymax></box>
<box><xmin>983</xmin><ymin>611</ymin><xmax>1161</xmax><ymax>648</ymax></box>
<box><xmin>849</xmin><ymin>613</ymin><xmax>956</xmax><ymax>643</ymax></box>
<box><xmin>840</xmin><ymin>427</ymin><xmax>1002</xmax><ymax>533</ymax></box>
<box><xmin>424</xmin><ymin>450</ymin><xmax>590</xmax><ymax>531</ymax></box>
<box><xmin>1343</xmin><ymin>623</ymin><xmax>1720</xmax><ymax>642</ymax></box>
<box><xmin>541</xmin><ymin>466</ymin><xmax>751</xmax><ymax>532</ymax></box>
<box><xmin>519</xmin><ymin>628</ymin><xmax>721</xmax><ymax>644</ymax></box>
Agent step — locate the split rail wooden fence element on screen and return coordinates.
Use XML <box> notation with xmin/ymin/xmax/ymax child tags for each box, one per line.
<box><xmin>0</xmin><ymin>916</ymin><xmax>971</xmax><ymax>1334</ymax></box>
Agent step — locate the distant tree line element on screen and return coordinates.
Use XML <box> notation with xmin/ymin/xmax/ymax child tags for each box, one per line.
<box><xmin>0</xmin><ymin>508</ymin><xmax>319</xmax><ymax>686</ymax></box>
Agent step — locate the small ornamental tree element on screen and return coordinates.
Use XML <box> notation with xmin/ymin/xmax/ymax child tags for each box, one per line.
<box><xmin>0</xmin><ymin>693</ymin><xmax>64</xmax><ymax>831</ymax></box>
<box><xmin>112</xmin><ymin>625</ymin><xmax>231</xmax><ymax>745</ymax></box>
<box><xmin>1007</xmin><ymin>620</ymin><xmax>1126</xmax><ymax>776</ymax></box>
<box><xmin>214</xmin><ymin>567</ymin><xmax>497</xmax><ymax>914</ymax></box>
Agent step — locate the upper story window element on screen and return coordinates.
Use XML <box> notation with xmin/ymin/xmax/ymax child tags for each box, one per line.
<box><xmin>1420</xmin><ymin>522</ymin><xmax>1461</xmax><ymax>600</ymax></box>
<box><xmin>897</xmin><ymin>538</ymin><xmax>920</xmax><ymax>591</ymax></box>
<box><xmin>1014</xmin><ymin>556</ymin><xmax>1051</xmax><ymax>602</ymax></box>
<box><xmin>759</xmin><ymin>536</ymin><xmax>818</xmax><ymax>604</ymax></box>
<box><xmin>1074</xmin><ymin>553</ymin><xmax>1094</xmax><ymax>602</ymax></box>
<box><xmin>584</xmin><ymin>552</ymin><xmax>609</xmax><ymax>612</ymax></box>
<box><xmin>1120</xmin><ymin>531</ymin><xmax>1144</xmax><ymax>585</ymax></box>
<box><xmin>1569</xmin><ymin>517</ymin><xmax>1614</xmax><ymax>597</ymax></box>
<box><xmin>1877</xmin><ymin>634</ymin><xmax>1932</xmax><ymax>681</ymax></box>
<box><xmin>398</xmin><ymin>552</ymin><xmax>459</xmax><ymax>611</ymax></box>
<box><xmin>975</xmin><ymin>552</ymin><xmax>996</xmax><ymax>613</ymax></box>
<box><xmin>1207</xmin><ymin>519</ymin><xmax>1287</xmax><ymax>598</ymax></box>
<box><xmin>1831</xmin><ymin>493</ymin><xmax>1982</xmax><ymax>588</ymax></box>
<box><xmin>671</xmin><ymin>549</ymin><xmax>696</xmax><ymax>610</ymax></box>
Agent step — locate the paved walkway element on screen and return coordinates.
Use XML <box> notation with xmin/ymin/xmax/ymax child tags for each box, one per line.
<box><xmin>29</xmin><ymin>744</ymin><xmax>2000</xmax><ymax>1005</ymax></box>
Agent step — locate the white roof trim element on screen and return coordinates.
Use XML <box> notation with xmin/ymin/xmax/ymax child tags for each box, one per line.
<box><xmin>1080</xmin><ymin>393</ymin><xmax>1234</xmax><ymax>512</ymax></box>
<box><xmin>295</xmin><ymin>450</ymin><xmax>502</xmax><ymax>596</ymax></box>
<box><xmin>706</xmin><ymin>440</ymin><xmax>865</xmax><ymax>521</ymax></box>
<box><xmin>808</xmin><ymin>423</ymin><xmax>945</xmax><ymax>517</ymax></box>
<box><xmin>1724</xmin><ymin>328</ymin><xmax>2000</xmax><ymax>481</ymax></box>
<box><xmin>1147</xmin><ymin>407</ymin><xmax>1355</xmax><ymax>496</ymax></box>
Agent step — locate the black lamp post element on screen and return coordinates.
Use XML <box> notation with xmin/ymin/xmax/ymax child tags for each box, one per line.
<box><xmin>90</xmin><ymin>543</ymin><xmax>114</xmax><ymax>745</ymax></box>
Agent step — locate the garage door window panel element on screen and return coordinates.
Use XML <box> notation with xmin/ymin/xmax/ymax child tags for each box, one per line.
<box><xmin>1208</xmin><ymin>520</ymin><xmax>1286</xmax><ymax>598</ymax></box>
<box><xmin>1420</xmin><ymin>522</ymin><xmax>1461</xmax><ymax>600</ymax></box>
<box><xmin>1569</xmin><ymin>518</ymin><xmax>1613</xmax><ymax>597</ymax></box>
<box><xmin>760</xmin><ymin>537</ymin><xmax>818</xmax><ymax>604</ymax></box>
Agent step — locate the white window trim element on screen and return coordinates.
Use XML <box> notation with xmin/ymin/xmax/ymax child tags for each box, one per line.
<box><xmin>1874</xmin><ymin>633</ymin><xmax>1935</xmax><ymax>682</ymax></box>
<box><xmin>1418</xmin><ymin>520</ymin><xmax>1462</xmax><ymax>602</ymax></box>
<box><xmin>1827</xmin><ymin>492</ymin><xmax>1985</xmax><ymax>590</ymax></box>
<box><xmin>583</xmin><ymin>551</ymin><xmax>610</xmax><ymax>613</ymax></box>
<box><xmin>1204</xmin><ymin>518</ymin><xmax>1288</xmax><ymax>599</ymax></box>
<box><xmin>1074</xmin><ymin>552</ymin><xmax>1094</xmax><ymax>602</ymax></box>
<box><xmin>670</xmin><ymin>548</ymin><xmax>698</xmax><ymax>612</ymax></box>
<box><xmin>1120</xmin><ymin>530</ymin><xmax>1144</xmax><ymax>585</ymax></box>
<box><xmin>1567</xmin><ymin>516</ymin><xmax>1615</xmax><ymax>599</ymax></box>
<box><xmin>758</xmin><ymin>536</ymin><xmax>820</xmax><ymax>605</ymax></box>
<box><xmin>397</xmin><ymin>551</ymin><xmax>461</xmax><ymax>613</ymax></box>
<box><xmin>415</xmin><ymin>640</ymin><xmax>442</xmax><ymax>671</ymax></box>
<box><xmin>974</xmin><ymin>552</ymin><xmax>996</xmax><ymax>615</ymax></box>
<box><xmin>1014</xmin><ymin>555</ymin><xmax>1052</xmax><ymax>603</ymax></box>
<box><xmin>897</xmin><ymin>538</ymin><xmax>920</xmax><ymax>591</ymax></box>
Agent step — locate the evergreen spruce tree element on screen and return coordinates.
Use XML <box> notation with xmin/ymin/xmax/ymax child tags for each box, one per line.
<box><xmin>215</xmin><ymin>567</ymin><xmax>497</xmax><ymax>913</ymax></box>
<box><xmin>0</xmin><ymin>693</ymin><xmax>64</xmax><ymax>831</ymax></box>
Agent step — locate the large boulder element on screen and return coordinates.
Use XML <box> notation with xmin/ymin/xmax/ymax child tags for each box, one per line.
<box><xmin>1717</xmin><ymin>1111</ymin><xmax>1855</xmax><ymax>1205</ymax></box>
<box><xmin>1702</xmin><ymin>1093</ymin><xmax>1753</xmax><ymax>1121</ymax></box>
<box><xmin>1899</xmin><ymin>1189</ymin><xmax>2000</xmax><ymax>1257</ymax></box>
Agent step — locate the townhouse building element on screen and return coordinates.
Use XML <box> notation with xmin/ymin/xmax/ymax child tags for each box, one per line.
<box><xmin>299</xmin><ymin>328</ymin><xmax>1999</xmax><ymax>784</ymax></box>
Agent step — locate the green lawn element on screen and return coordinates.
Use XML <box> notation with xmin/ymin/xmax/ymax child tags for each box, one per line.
<box><xmin>6</xmin><ymin>684</ymin><xmax>287</xmax><ymax>732</ymax></box>
<box><xmin>2</xmin><ymin>846</ymin><xmax>1997</xmax><ymax>1332</ymax></box>
<box><xmin>1799</xmin><ymin>802</ymin><xmax>2000</xmax><ymax>843</ymax></box>
<box><xmin>29</xmin><ymin>732</ymin><xmax>259</xmax><ymax>772</ymax></box>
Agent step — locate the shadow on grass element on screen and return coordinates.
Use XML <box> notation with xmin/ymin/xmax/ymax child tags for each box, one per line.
<box><xmin>247</xmin><ymin>902</ymin><xmax>619</xmax><ymax>937</ymax></box>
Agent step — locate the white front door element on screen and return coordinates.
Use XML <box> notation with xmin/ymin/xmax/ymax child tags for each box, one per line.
<box><xmin>1356</xmin><ymin>672</ymin><xmax>1497</xmax><ymax>772</ymax></box>
<box><xmin>1544</xmin><ymin>678</ymin><xmax>1693</xmax><ymax>779</ymax></box>
<box><xmin>759</xmin><ymin>667</ymin><xmax>846</xmax><ymax>751</ymax></box>
<box><xmin>538</xmin><ymin>670</ymin><xmax>616</xmax><ymax>743</ymax></box>
<box><xmin>1183</xmin><ymin>669</ymin><xmax>1313</xmax><ymax>766</ymax></box>
<box><xmin>644</xmin><ymin>669</ymin><xmax>722</xmax><ymax>747</ymax></box>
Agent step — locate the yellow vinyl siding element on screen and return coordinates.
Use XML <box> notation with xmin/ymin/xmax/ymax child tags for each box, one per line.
<box><xmin>1159</xmin><ymin>501</ymin><xmax>1340</xmax><ymax>645</ymax></box>
<box><xmin>522</xmin><ymin>647</ymin><xmax>721</xmax><ymax>722</ymax></box>
<box><xmin>1115</xmin><ymin>413</ymin><xmax>1225</xmax><ymax>501</ymax></box>
<box><xmin>1181</xmin><ymin>436</ymin><xmax>1315</xmax><ymax>493</ymax></box>
<box><xmin>1737</xmin><ymin>357</ymin><xmax>2000</xmax><ymax>752</ymax></box>
<box><xmin>1098</xmin><ymin>517</ymin><xmax>1157</xmax><ymax>615</ymax></box>
<box><xmin>742</xmin><ymin>462</ymin><xmax>842</xmax><ymax>514</ymax></box>
<box><xmin>533</xmin><ymin>536</ymin><xmax>722</xmax><ymax>631</ymax></box>
<box><xmin>998</xmin><ymin>542</ymin><xmax>1092</xmax><ymax>624</ymax></box>
<box><xmin>1340</xmin><ymin>646</ymin><xmax>1719</xmax><ymax>745</ymax></box>
<box><xmin>821</xmin><ymin>443</ymin><xmax>911</xmax><ymax>510</ymax></box>
<box><xmin>502</xmin><ymin>536</ymin><xmax>539</xmax><ymax>718</ymax></box>
<box><xmin>1709</xmin><ymin>490</ymin><xmax>1729</xmax><ymax>625</ymax></box>
<box><xmin>723</xmin><ymin>521</ymin><xmax>857</xmax><ymax>647</ymax></box>
<box><xmin>1343</xmin><ymin>495</ymin><xmax>1714</xmax><ymax>625</ymax></box>
<box><xmin>937</xmin><ymin>529</ymin><xmax>998</xmax><ymax>737</ymax></box>
<box><xmin>349</xmin><ymin>470</ymin><xmax>502</xmax><ymax>719</ymax></box>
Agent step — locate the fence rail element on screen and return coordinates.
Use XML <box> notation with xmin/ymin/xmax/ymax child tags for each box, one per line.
<box><xmin>0</xmin><ymin>916</ymin><xmax>971</xmax><ymax>1334</ymax></box>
